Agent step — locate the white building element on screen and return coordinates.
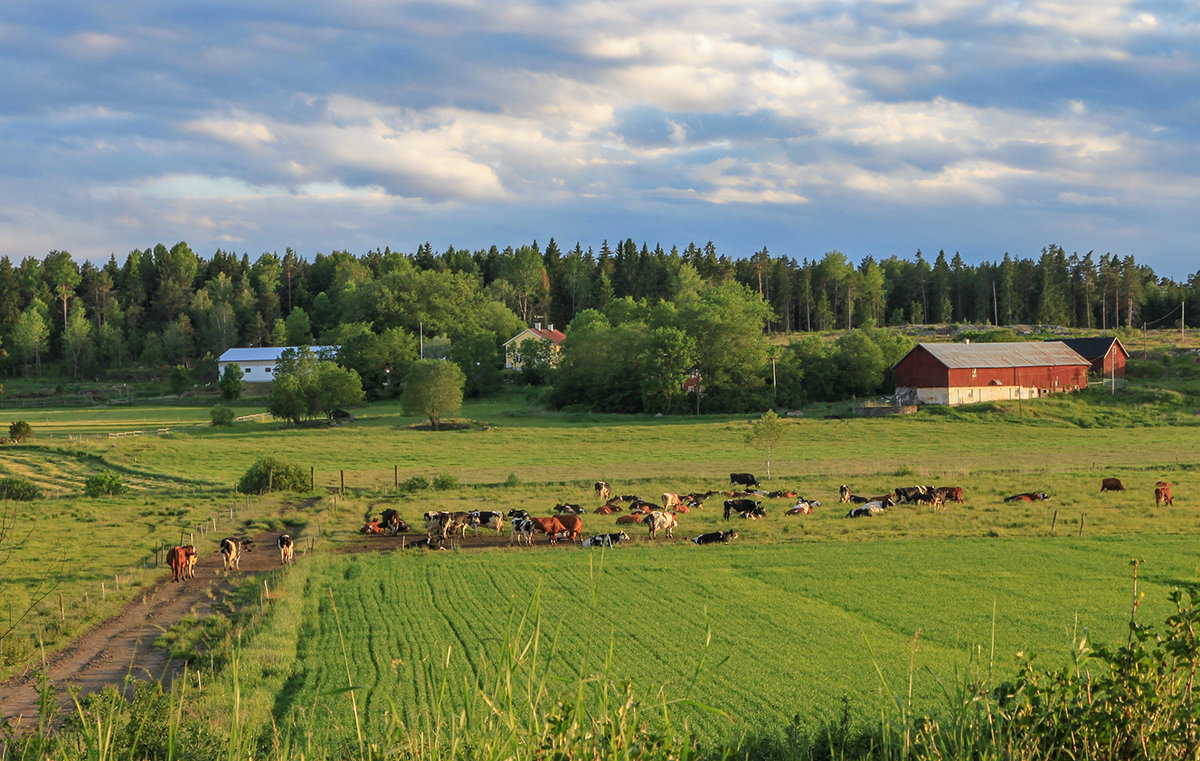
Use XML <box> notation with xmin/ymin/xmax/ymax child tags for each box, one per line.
<box><xmin>217</xmin><ymin>346</ymin><xmax>338</xmax><ymax>383</ymax></box>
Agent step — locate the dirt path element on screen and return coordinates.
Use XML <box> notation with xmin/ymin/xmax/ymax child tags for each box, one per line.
<box><xmin>0</xmin><ymin>532</ymin><xmax>285</xmax><ymax>727</ymax></box>
<box><xmin>0</xmin><ymin>527</ymin><xmax>532</xmax><ymax>727</ymax></box>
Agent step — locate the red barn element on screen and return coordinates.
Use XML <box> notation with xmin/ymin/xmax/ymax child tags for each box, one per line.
<box><xmin>894</xmin><ymin>342</ymin><xmax>1090</xmax><ymax>406</ymax></box>
<box><xmin>1044</xmin><ymin>337</ymin><xmax>1129</xmax><ymax>378</ymax></box>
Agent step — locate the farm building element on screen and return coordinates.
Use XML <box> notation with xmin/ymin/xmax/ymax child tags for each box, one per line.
<box><xmin>504</xmin><ymin>323</ymin><xmax>565</xmax><ymax>370</ymax></box>
<box><xmin>893</xmin><ymin>342</ymin><xmax>1090</xmax><ymax>406</ymax></box>
<box><xmin>1043</xmin><ymin>336</ymin><xmax>1129</xmax><ymax>378</ymax></box>
<box><xmin>217</xmin><ymin>346</ymin><xmax>338</xmax><ymax>383</ymax></box>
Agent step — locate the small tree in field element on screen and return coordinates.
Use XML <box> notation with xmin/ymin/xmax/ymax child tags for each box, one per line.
<box><xmin>8</xmin><ymin>421</ymin><xmax>32</xmax><ymax>443</ymax></box>
<box><xmin>219</xmin><ymin>363</ymin><xmax>244</xmax><ymax>401</ymax></box>
<box><xmin>169</xmin><ymin>365</ymin><xmax>193</xmax><ymax>396</ymax></box>
<box><xmin>402</xmin><ymin>359</ymin><xmax>465</xmax><ymax>430</ymax></box>
<box><xmin>745</xmin><ymin>409</ymin><xmax>788</xmax><ymax>479</ymax></box>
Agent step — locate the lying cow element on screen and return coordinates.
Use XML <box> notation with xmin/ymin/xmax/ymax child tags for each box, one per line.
<box><xmin>1155</xmin><ymin>481</ymin><xmax>1174</xmax><ymax>506</ymax></box>
<box><xmin>594</xmin><ymin>503</ymin><xmax>622</xmax><ymax>515</ymax></box>
<box><xmin>581</xmin><ymin>532</ymin><xmax>630</xmax><ymax>548</ymax></box>
<box><xmin>594</xmin><ymin>481</ymin><xmax>611</xmax><ymax>501</ymax></box>
<box><xmin>766</xmin><ymin>491</ymin><xmax>797</xmax><ymax>499</ymax></box>
<box><xmin>645</xmin><ymin>510</ymin><xmax>678</xmax><ymax>539</ymax></box>
<box><xmin>615</xmin><ymin>514</ymin><xmax>644</xmax><ymax>525</ymax></box>
<box><xmin>1004</xmin><ymin>492</ymin><xmax>1050</xmax><ymax>502</ymax></box>
<box><xmin>723</xmin><ymin>499</ymin><xmax>765</xmax><ymax>520</ymax></box>
<box><xmin>692</xmin><ymin>530</ymin><xmax>738</xmax><ymax>545</ymax></box>
<box><xmin>730</xmin><ymin>472</ymin><xmax>760</xmax><ymax>488</ymax></box>
<box><xmin>554</xmin><ymin>503</ymin><xmax>586</xmax><ymax>515</ymax></box>
<box><xmin>167</xmin><ymin>545</ymin><xmax>196</xmax><ymax>582</ymax></box>
<box><xmin>405</xmin><ymin>537</ymin><xmax>447</xmax><ymax>550</ymax></box>
<box><xmin>360</xmin><ymin>521</ymin><xmax>386</xmax><ymax>535</ymax></box>
<box><xmin>219</xmin><ymin>537</ymin><xmax>253</xmax><ymax>571</ymax></box>
<box><xmin>785</xmin><ymin>502</ymin><xmax>815</xmax><ymax>515</ymax></box>
<box><xmin>1101</xmin><ymin>477</ymin><xmax>1125</xmax><ymax>492</ymax></box>
<box><xmin>277</xmin><ymin>534</ymin><xmax>294</xmax><ymax>565</ymax></box>
<box><xmin>846</xmin><ymin>505</ymin><xmax>878</xmax><ymax>518</ymax></box>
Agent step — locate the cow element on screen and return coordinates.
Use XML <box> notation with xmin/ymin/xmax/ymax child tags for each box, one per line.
<box><xmin>615</xmin><ymin>514</ymin><xmax>644</xmax><ymax>525</ymax></box>
<box><xmin>528</xmin><ymin>516</ymin><xmax>576</xmax><ymax>543</ymax></box>
<box><xmin>1101</xmin><ymin>477</ymin><xmax>1125</xmax><ymax>493</ymax></box>
<box><xmin>785</xmin><ymin>500</ymin><xmax>816</xmax><ymax>515</ymax></box>
<box><xmin>594</xmin><ymin>481</ymin><xmax>611</xmax><ymax>501</ymax></box>
<box><xmin>167</xmin><ymin>545</ymin><xmax>195</xmax><ymax>582</ymax></box>
<box><xmin>661</xmin><ymin>492</ymin><xmax>683</xmax><ymax>510</ymax></box>
<box><xmin>468</xmin><ymin>510</ymin><xmax>505</xmax><ymax>535</ymax></box>
<box><xmin>277</xmin><ymin>534</ymin><xmax>295</xmax><ymax>565</ymax></box>
<box><xmin>846</xmin><ymin>505</ymin><xmax>878</xmax><ymax>518</ymax></box>
<box><xmin>554</xmin><ymin>503</ymin><xmax>585</xmax><ymax>515</ymax></box>
<box><xmin>671</xmin><ymin>502</ymin><xmax>691</xmax><ymax>514</ymax></box>
<box><xmin>645</xmin><ymin>511</ymin><xmax>678</xmax><ymax>539</ymax></box>
<box><xmin>220</xmin><ymin>537</ymin><xmax>253</xmax><ymax>571</ymax></box>
<box><xmin>594</xmin><ymin>503</ymin><xmax>622</xmax><ymax>515</ymax></box>
<box><xmin>723</xmin><ymin>499</ymin><xmax>764</xmax><ymax>520</ymax></box>
<box><xmin>424</xmin><ymin>511</ymin><xmax>449</xmax><ymax>537</ymax></box>
<box><xmin>380</xmin><ymin>509</ymin><xmax>410</xmax><ymax>536</ymax></box>
<box><xmin>1004</xmin><ymin>492</ymin><xmax>1050</xmax><ymax>502</ymax></box>
<box><xmin>730</xmin><ymin>473</ymin><xmax>760</xmax><ymax>488</ymax></box>
<box><xmin>766</xmin><ymin>491</ymin><xmax>798</xmax><ymax>499</ymax></box>
<box><xmin>185</xmin><ymin>549</ymin><xmax>198</xmax><ymax>580</ymax></box>
<box><xmin>510</xmin><ymin>515</ymin><xmax>535</xmax><ymax>546</ymax></box>
<box><xmin>629</xmin><ymin>500</ymin><xmax>656</xmax><ymax>514</ymax></box>
<box><xmin>894</xmin><ymin>486</ymin><xmax>936</xmax><ymax>504</ymax></box>
<box><xmin>405</xmin><ymin>537</ymin><xmax>447</xmax><ymax>550</ymax></box>
<box><xmin>841</xmin><ymin>486</ymin><xmax>886</xmax><ymax>504</ymax></box>
<box><xmin>553</xmin><ymin>514</ymin><xmax>583</xmax><ymax>542</ymax></box>
<box><xmin>581</xmin><ymin>532</ymin><xmax>630</xmax><ymax>548</ymax></box>
<box><xmin>935</xmin><ymin>486</ymin><xmax>964</xmax><ymax>504</ymax></box>
<box><xmin>1155</xmin><ymin>481</ymin><xmax>1174</xmax><ymax>506</ymax></box>
<box><xmin>692</xmin><ymin>530</ymin><xmax>738</xmax><ymax>545</ymax></box>
<box><xmin>439</xmin><ymin>511</ymin><xmax>478</xmax><ymax>540</ymax></box>
<box><xmin>360</xmin><ymin>521</ymin><xmax>386</xmax><ymax>534</ymax></box>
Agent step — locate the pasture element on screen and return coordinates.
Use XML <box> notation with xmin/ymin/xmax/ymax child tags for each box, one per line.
<box><xmin>2</xmin><ymin>386</ymin><xmax>1200</xmax><ymax>754</ymax></box>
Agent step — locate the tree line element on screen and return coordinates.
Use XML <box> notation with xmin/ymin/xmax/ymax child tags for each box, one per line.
<box><xmin>0</xmin><ymin>240</ymin><xmax>1194</xmax><ymax>411</ymax></box>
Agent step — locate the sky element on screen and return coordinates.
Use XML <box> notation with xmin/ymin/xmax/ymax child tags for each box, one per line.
<box><xmin>1</xmin><ymin>0</ymin><xmax>1198</xmax><ymax>278</ymax></box>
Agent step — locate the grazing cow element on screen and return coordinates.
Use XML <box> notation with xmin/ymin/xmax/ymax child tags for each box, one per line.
<box><xmin>554</xmin><ymin>503</ymin><xmax>585</xmax><ymax>515</ymax></box>
<box><xmin>167</xmin><ymin>545</ymin><xmax>195</xmax><ymax>582</ymax></box>
<box><xmin>615</xmin><ymin>514</ymin><xmax>644</xmax><ymax>525</ymax></box>
<box><xmin>935</xmin><ymin>487</ymin><xmax>964</xmax><ymax>504</ymax></box>
<box><xmin>468</xmin><ymin>510</ymin><xmax>505</xmax><ymax>535</ymax></box>
<box><xmin>723</xmin><ymin>499</ymin><xmax>764</xmax><ymax>520</ymax></box>
<box><xmin>1155</xmin><ymin>481</ymin><xmax>1174</xmax><ymax>506</ymax></box>
<box><xmin>594</xmin><ymin>502</ymin><xmax>622</xmax><ymax>515</ymax></box>
<box><xmin>380</xmin><ymin>509</ymin><xmax>410</xmax><ymax>536</ymax></box>
<box><xmin>582</xmin><ymin>532</ymin><xmax>630</xmax><ymax>548</ymax></box>
<box><xmin>1101</xmin><ymin>477</ymin><xmax>1125</xmax><ymax>493</ymax></box>
<box><xmin>277</xmin><ymin>534</ymin><xmax>295</xmax><ymax>565</ymax></box>
<box><xmin>553</xmin><ymin>514</ymin><xmax>583</xmax><ymax>542</ymax></box>
<box><xmin>894</xmin><ymin>486</ymin><xmax>935</xmax><ymax>504</ymax></box>
<box><xmin>594</xmin><ymin>481</ymin><xmax>611</xmax><ymax>501</ymax></box>
<box><xmin>730</xmin><ymin>472</ymin><xmax>760</xmax><ymax>488</ymax></box>
<box><xmin>1004</xmin><ymin>492</ymin><xmax>1050</xmax><ymax>502</ymax></box>
<box><xmin>692</xmin><ymin>530</ymin><xmax>738</xmax><ymax>545</ymax></box>
<box><xmin>645</xmin><ymin>511</ymin><xmax>679</xmax><ymax>539</ymax></box>
<box><xmin>220</xmin><ymin>537</ymin><xmax>253</xmax><ymax>571</ymax></box>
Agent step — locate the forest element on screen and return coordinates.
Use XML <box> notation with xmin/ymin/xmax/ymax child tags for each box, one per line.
<box><xmin>1</xmin><ymin>240</ymin><xmax>1196</xmax><ymax>413</ymax></box>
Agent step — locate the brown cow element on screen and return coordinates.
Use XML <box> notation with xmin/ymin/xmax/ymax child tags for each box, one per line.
<box><xmin>671</xmin><ymin>502</ymin><xmax>691</xmax><ymax>514</ymax></box>
<box><xmin>594</xmin><ymin>502</ymin><xmax>622</xmax><ymax>515</ymax></box>
<box><xmin>167</xmin><ymin>545</ymin><xmax>195</xmax><ymax>582</ymax></box>
<box><xmin>553</xmin><ymin>514</ymin><xmax>583</xmax><ymax>542</ymax></box>
<box><xmin>661</xmin><ymin>492</ymin><xmax>682</xmax><ymax>510</ymax></box>
<box><xmin>615</xmin><ymin>514</ymin><xmax>643</xmax><ymax>524</ymax></box>
<box><xmin>528</xmin><ymin>515</ymin><xmax>581</xmax><ymax>543</ymax></box>
<box><xmin>1155</xmin><ymin>481</ymin><xmax>1174</xmax><ymax>506</ymax></box>
<box><xmin>1101</xmin><ymin>477</ymin><xmax>1125</xmax><ymax>492</ymax></box>
<box><xmin>936</xmin><ymin>486</ymin><xmax>964</xmax><ymax>504</ymax></box>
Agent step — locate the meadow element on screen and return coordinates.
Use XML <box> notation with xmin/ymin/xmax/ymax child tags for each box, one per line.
<box><xmin>2</xmin><ymin>378</ymin><xmax>1200</xmax><ymax>757</ymax></box>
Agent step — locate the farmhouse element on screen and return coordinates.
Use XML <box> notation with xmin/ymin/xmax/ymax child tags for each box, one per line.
<box><xmin>217</xmin><ymin>346</ymin><xmax>338</xmax><ymax>383</ymax></box>
<box><xmin>893</xmin><ymin>342</ymin><xmax>1090</xmax><ymax>406</ymax></box>
<box><xmin>503</xmin><ymin>323</ymin><xmax>565</xmax><ymax>370</ymax></box>
<box><xmin>1043</xmin><ymin>336</ymin><xmax>1129</xmax><ymax>378</ymax></box>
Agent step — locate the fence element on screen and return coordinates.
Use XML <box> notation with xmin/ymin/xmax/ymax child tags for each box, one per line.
<box><xmin>61</xmin><ymin>412</ymin><xmax>273</xmax><ymax>442</ymax></box>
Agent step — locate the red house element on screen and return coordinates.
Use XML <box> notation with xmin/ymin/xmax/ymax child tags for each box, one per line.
<box><xmin>894</xmin><ymin>342</ymin><xmax>1090</xmax><ymax>406</ymax></box>
<box><xmin>1044</xmin><ymin>337</ymin><xmax>1129</xmax><ymax>378</ymax></box>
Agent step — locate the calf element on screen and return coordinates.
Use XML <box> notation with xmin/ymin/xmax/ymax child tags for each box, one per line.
<box><xmin>1101</xmin><ymin>477</ymin><xmax>1125</xmax><ymax>492</ymax></box>
<box><xmin>1004</xmin><ymin>492</ymin><xmax>1050</xmax><ymax>502</ymax></box>
<box><xmin>692</xmin><ymin>530</ymin><xmax>738</xmax><ymax>545</ymax></box>
<box><xmin>645</xmin><ymin>510</ymin><xmax>678</xmax><ymax>539</ymax></box>
<box><xmin>1155</xmin><ymin>481</ymin><xmax>1174</xmax><ymax>506</ymax></box>
<box><xmin>594</xmin><ymin>481</ymin><xmax>611</xmax><ymax>501</ymax></box>
<box><xmin>730</xmin><ymin>472</ymin><xmax>760</xmax><ymax>488</ymax></box>
<box><xmin>219</xmin><ymin>537</ymin><xmax>253</xmax><ymax>571</ymax></box>
<box><xmin>723</xmin><ymin>499</ymin><xmax>764</xmax><ymax>520</ymax></box>
<box><xmin>167</xmin><ymin>545</ymin><xmax>195</xmax><ymax>582</ymax></box>
<box><xmin>581</xmin><ymin>532</ymin><xmax>630</xmax><ymax>548</ymax></box>
<box><xmin>277</xmin><ymin>534</ymin><xmax>295</xmax><ymax>565</ymax></box>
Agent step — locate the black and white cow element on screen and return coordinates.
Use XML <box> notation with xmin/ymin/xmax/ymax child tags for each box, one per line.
<box><xmin>723</xmin><ymin>499</ymin><xmax>765</xmax><ymax>520</ymax></box>
<box><xmin>468</xmin><ymin>510</ymin><xmax>505</xmax><ymax>535</ymax></box>
<box><xmin>277</xmin><ymin>534</ymin><xmax>294</xmax><ymax>565</ymax></box>
<box><xmin>581</xmin><ymin>532</ymin><xmax>630</xmax><ymax>548</ymax></box>
<box><xmin>380</xmin><ymin>508</ymin><xmax>410</xmax><ymax>536</ymax></box>
<box><xmin>220</xmin><ymin>537</ymin><xmax>254</xmax><ymax>570</ymax></box>
<box><xmin>553</xmin><ymin>503</ymin><xmax>586</xmax><ymax>515</ymax></box>
<box><xmin>692</xmin><ymin>530</ymin><xmax>738</xmax><ymax>545</ymax></box>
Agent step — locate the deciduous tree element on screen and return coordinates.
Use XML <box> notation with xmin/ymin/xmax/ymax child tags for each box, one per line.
<box><xmin>401</xmin><ymin>359</ymin><xmax>465</xmax><ymax>430</ymax></box>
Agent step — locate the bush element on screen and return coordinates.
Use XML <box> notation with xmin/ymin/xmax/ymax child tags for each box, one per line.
<box><xmin>504</xmin><ymin>473</ymin><xmax>522</xmax><ymax>487</ymax></box>
<box><xmin>210</xmin><ymin>405</ymin><xmax>236</xmax><ymax>426</ymax></box>
<box><xmin>8</xmin><ymin>420</ymin><xmax>32</xmax><ymax>442</ymax></box>
<box><xmin>84</xmin><ymin>472</ymin><xmax>128</xmax><ymax>497</ymax></box>
<box><xmin>401</xmin><ymin>475</ymin><xmax>430</xmax><ymax>491</ymax></box>
<box><xmin>433</xmin><ymin>473</ymin><xmax>459</xmax><ymax>490</ymax></box>
<box><xmin>236</xmin><ymin>457</ymin><xmax>310</xmax><ymax>494</ymax></box>
<box><xmin>0</xmin><ymin>476</ymin><xmax>41</xmax><ymax>501</ymax></box>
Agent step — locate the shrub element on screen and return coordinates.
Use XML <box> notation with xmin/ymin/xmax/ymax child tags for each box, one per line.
<box><xmin>0</xmin><ymin>476</ymin><xmax>41</xmax><ymax>501</ymax></box>
<box><xmin>504</xmin><ymin>473</ymin><xmax>522</xmax><ymax>487</ymax></box>
<box><xmin>210</xmin><ymin>405</ymin><xmax>236</xmax><ymax>426</ymax></box>
<box><xmin>236</xmin><ymin>457</ymin><xmax>310</xmax><ymax>494</ymax></box>
<box><xmin>433</xmin><ymin>473</ymin><xmax>459</xmax><ymax>490</ymax></box>
<box><xmin>401</xmin><ymin>475</ymin><xmax>430</xmax><ymax>491</ymax></box>
<box><xmin>84</xmin><ymin>471</ymin><xmax>128</xmax><ymax>497</ymax></box>
<box><xmin>8</xmin><ymin>420</ymin><xmax>32</xmax><ymax>442</ymax></box>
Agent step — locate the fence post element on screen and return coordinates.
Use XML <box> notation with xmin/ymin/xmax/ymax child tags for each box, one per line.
<box><xmin>101</xmin><ymin>582</ymin><xmax>106</xmax><ymax>602</ymax></box>
<box><xmin>340</xmin><ymin>470</ymin><xmax>345</xmax><ymax>496</ymax></box>
<box><xmin>1050</xmin><ymin>510</ymin><xmax>1058</xmax><ymax>536</ymax></box>
<box><xmin>394</xmin><ymin>465</ymin><xmax>398</xmax><ymax>488</ymax></box>
<box><xmin>311</xmin><ymin>466</ymin><xmax>315</xmax><ymax>492</ymax></box>
<box><xmin>1078</xmin><ymin>513</ymin><xmax>1085</xmax><ymax>536</ymax></box>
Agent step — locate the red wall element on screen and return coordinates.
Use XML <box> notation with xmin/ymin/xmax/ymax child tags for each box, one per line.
<box><xmin>895</xmin><ymin>346</ymin><xmax>1088</xmax><ymax>391</ymax></box>
<box><xmin>893</xmin><ymin>346</ymin><xmax>949</xmax><ymax>387</ymax></box>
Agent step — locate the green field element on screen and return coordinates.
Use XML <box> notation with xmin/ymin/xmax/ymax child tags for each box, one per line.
<box><xmin>3</xmin><ymin>387</ymin><xmax>1200</xmax><ymax>755</ymax></box>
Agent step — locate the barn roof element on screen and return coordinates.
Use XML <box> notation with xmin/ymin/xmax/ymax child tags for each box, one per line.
<box><xmin>911</xmin><ymin>342</ymin><xmax>1090</xmax><ymax>369</ymax></box>
<box><xmin>1043</xmin><ymin>336</ymin><xmax>1129</xmax><ymax>361</ymax></box>
<box><xmin>217</xmin><ymin>346</ymin><xmax>338</xmax><ymax>363</ymax></box>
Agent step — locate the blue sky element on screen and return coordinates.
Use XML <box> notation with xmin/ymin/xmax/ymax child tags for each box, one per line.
<box><xmin>2</xmin><ymin>0</ymin><xmax>1198</xmax><ymax>277</ymax></box>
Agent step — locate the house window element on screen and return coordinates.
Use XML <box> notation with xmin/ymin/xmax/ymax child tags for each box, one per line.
<box><xmin>265</xmin><ymin>367</ymin><xmax>273</xmax><ymax>374</ymax></box>
<box><xmin>971</xmin><ymin>368</ymin><xmax>977</xmax><ymax>378</ymax></box>
<box><xmin>243</xmin><ymin>367</ymin><xmax>251</xmax><ymax>375</ymax></box>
